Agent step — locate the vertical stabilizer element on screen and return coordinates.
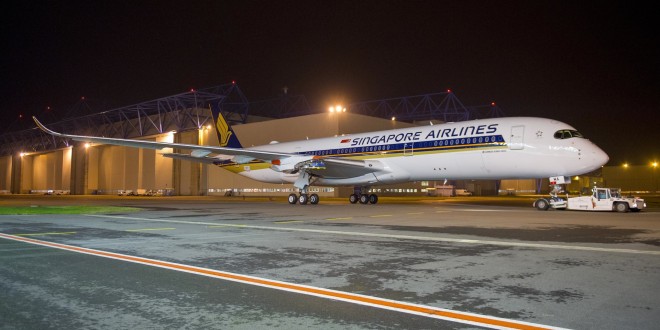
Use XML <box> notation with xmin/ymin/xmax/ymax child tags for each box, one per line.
<box><xmin>209</xmin><ymin>104</ymin><xmax>243</xmax><ymax>148</ymax></box>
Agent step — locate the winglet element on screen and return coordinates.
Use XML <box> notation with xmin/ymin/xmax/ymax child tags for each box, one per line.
<box><xmin>33</xmin><ymin>116</ymin><xmax>64</xmax><ymax>137</ymax></box>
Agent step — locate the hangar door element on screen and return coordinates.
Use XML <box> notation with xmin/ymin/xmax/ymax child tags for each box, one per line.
<box><xmin>509</xmin><ymin>125</ymin><xmax>525</xmax><ymax>150</ymax></box>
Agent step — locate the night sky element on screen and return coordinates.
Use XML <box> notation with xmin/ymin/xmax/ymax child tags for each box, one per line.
<box><xmin>1</xmin><ymin>1</ymin><xmax>657</xmax><ymax>165</ymax></box>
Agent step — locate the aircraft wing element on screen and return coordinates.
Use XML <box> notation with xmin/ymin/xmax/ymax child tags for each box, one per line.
<box><xmin>33</xmin><ymin>116</ymin><xmax>291</xmax><ymax>162</ymax></box>
<box><xmin>33</xmin><ymin>117</ymin><xmax>386</xmax><ymax>178</ymax></box>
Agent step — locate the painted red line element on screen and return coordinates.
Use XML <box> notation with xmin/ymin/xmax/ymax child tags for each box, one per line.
<box><xmin>0</xmin><ymin>232</ymin><xmax>564</xmax><ymax>330</ymax></box>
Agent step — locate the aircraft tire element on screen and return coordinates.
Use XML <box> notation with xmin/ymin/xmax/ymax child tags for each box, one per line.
<box><xmin>349</xmin><ymin>194</ymin><xmax>359</xmax><ymax>204</ymax></box>
<box><xmin>288</xmin><ymin>194</ymin><xmax>297</xmax><ymax>205</ymax></box>
<box><xmin>298</xmin><ymin>194</ymin><xmax>309</xmax><ymax>205</ymax></box>
<box><xmin>359</xmin><ymin>194</ymin><xmax>369</xmax><ymax>204</ymax></box>
<box><xmin>369</xmin><ymin>194</ymin><xmax>378</xmax><ymax>204</ymax></box>
<box><xmin>310</xmin><ymin>194</ymin><xmax>320</xmax><ymax>205</ymax></box>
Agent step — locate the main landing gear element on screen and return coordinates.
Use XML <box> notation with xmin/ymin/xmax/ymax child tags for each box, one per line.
<box><xmin>287</xmin><ymin>172</ymin><xmax>379</xmax><ymax>205</ymax></box>
<box><xmin>288</xmin><ymin>171</ymin><xmax>320</xmax><ymax>205</ymax></box>
<box><xmin>349</xmin><ymin>193</ymin><xmax>378</xmax><ymax>204</ymax></box>
<box><xmin>288</xmin><ymin>192</ymin><xmax>320</xmax><ymax>205</ymax></box>
<box><xmin>349</xmin><ymin>186</ymin><xmax>378</xmax><ymax>204</ymax></box>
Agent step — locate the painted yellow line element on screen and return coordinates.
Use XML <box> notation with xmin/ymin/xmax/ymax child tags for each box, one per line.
<box><xmin>0</xmin><ymin>232</ymin><xmax>564</xmax><ymax>330</ymax></box>
<box><xmin>407</xmin><ymin>212</ymin><xmax>425</xmax><ymax>215</ymax></box>
<box><xmin>125</xmin><ymin>228</ymin><xmax>176</xmax><ymax>232</ymax></box>
<box><xmin>435</xmin><ymin>210</ymin><xmax>451</xmax><ymax>213</ymax></box>
<box><xmin>15</xmin><ymin>232</ymin><xmax>76</xmax><ymax>236</ymax></box>
<box><xmin>273</xmin><ymin>220</ymin><xmax>303</xmax><ymax>224</ymax></box>
<box><xmin>325</xmin><ymin>217</ymin><xmax>352</xmax><ymax>221</ymax></box>
<box><xmin>369</xmin><ymin>214</ymin><xmax>393</xmax><ymax>218</ymax></box>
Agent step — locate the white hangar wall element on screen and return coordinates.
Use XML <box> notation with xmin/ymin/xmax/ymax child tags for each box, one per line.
<box><xmin>90</xmin><ymin>132</ymin><xmax>176</xmax><ymax>195</ymax></box>
<box><xmin>0</xmin><ymin>155</ymin><xmax>12</xmax><ymax>194</ymax></box>
<box><xmin>10</xmin><ymin>148</ymin><xmax>72</xmax><ymax>194</ymax></box>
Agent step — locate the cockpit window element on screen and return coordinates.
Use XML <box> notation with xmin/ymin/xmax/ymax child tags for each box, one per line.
<box><xmin>553</xmin><ymin>129</ymin><xmax>584</xmax><ymax>139</ymax></box>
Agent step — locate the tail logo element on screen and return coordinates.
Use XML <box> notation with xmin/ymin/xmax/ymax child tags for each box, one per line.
<box><xmin>216</xmin><ymin>114</ymin><xmax>233</xmax><ymax>147</ymax></box>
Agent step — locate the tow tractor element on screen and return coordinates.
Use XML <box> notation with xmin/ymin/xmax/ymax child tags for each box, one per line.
<box><xmin>533</xmin><ymin>176</ymin><xmax>646</xmax><ymax>212</ymax></box>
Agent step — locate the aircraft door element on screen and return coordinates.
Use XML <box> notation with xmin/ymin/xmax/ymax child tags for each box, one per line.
<box><xmin>404</xmin><ymin>142</ymin><xmax>414</xmax><ymax>156</ymax></box>
<box><xmin>509</xmin><ymin>126</ymin><xmax>525</xmax><ymax>150</ymax></box>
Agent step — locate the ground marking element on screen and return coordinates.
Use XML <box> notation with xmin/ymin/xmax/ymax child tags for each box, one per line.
<box><xmin>85</xmin><ymin>214</ymin><xmax>660</xmax><ymax>256</ymax></box>
<box><xmin>456</xmin><ymin>209</ymin><xmax>505</xmax><ymax>212</ymax></box>
<box><xmin>207</xmin><ymin>224</ymin><xmax>246</xmax><ymax>228</ymax></box>
<box><xmin>0</xmin><ymin>232</ymin><xmax>567</xmax><ymax>330</ymax></box>
<box><xmin>14</xmin><ymin>232</ymin><xmax>77</xmax><ymax>236</ymax></box>
<box><xmin>125</xmin><ymin>227</ymin><xmax>176</xmax><ymax>232</ymax></box>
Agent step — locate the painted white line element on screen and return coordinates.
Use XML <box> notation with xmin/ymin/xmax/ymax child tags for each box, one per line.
<box><xmin>0</xmin><ymin>232</ymin><xmax>567</xmax><ymax>330</ymax></box>
<box><xmin>86</xmin><ymin>214</ymin><xmax>660</xmax><ymax>256</ymax></box>
<box><xmin>14</xmin><ymin>231</ymin><xmax>77</xmax><ymax>236</ymax></box>
<box><xmin>125</xmin><ymin>228</ymin><xmax>176</xmax><ymax>232</ymax></box>
<box><xmin>455</xmin><ymin>209</ymin><xmax>505</xmax><ymax>212</ymax></box>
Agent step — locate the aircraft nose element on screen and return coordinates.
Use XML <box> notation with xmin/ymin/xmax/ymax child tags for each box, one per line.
<box><xmin>592</xmin><ymin>145</ymin><xmax>609</xmax><ymax>167</ymax></box>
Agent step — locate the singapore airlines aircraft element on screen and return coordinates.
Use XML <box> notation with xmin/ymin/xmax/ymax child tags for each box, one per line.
<box><xmin>33</xmin><ymin>108</ymin><xmax>608</xmax><ymax>205</ymax></box>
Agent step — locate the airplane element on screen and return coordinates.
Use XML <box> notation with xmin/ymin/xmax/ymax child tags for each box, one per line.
<box><xmin>33</xmin><ymin>108</ymin><xmax>609</xmax><ymax>205</ymax></box>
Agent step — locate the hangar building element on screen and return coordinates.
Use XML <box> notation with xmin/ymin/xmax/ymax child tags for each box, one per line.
<box><xmin>2</xmin><ymin>84</ymin><xmax>636</xmax><ymax>197</ymax></box>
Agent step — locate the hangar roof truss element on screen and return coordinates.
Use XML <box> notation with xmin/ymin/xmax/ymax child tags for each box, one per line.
<box><xmin>0</xmin><ymin>83</ymin><xmax>248</xmax><ymax>156</ymax></box>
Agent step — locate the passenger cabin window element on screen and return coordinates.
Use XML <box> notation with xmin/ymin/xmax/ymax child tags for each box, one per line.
<box><xmin>553</xmin><ymin>129</ymin><xmax>584</xmax><ymax>139</ymax></box>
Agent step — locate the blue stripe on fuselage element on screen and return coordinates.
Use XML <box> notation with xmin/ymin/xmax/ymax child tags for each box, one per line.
<box><xmin>298</xmin><ymin>134</ymin><xmax>506</xmax><ymax>157</ymax></box>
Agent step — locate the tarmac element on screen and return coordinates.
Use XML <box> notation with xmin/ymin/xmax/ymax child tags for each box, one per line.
<box><xmin>1</xmin><ymin>195</ymin><xmax>659</xmax><ymax>329</ymax></box>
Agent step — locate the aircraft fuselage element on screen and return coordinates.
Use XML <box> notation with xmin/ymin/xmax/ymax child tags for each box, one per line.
<box><xmin>221</xmin><ymin>117</ymin><xmax>608</xmax><ymax>186</ymax></box>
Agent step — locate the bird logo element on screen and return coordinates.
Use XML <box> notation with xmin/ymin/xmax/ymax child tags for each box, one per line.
<box><xmin>216</xmin><ymin>113</ymin><xmax>233</xmax><ymax>147</ymax></box>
